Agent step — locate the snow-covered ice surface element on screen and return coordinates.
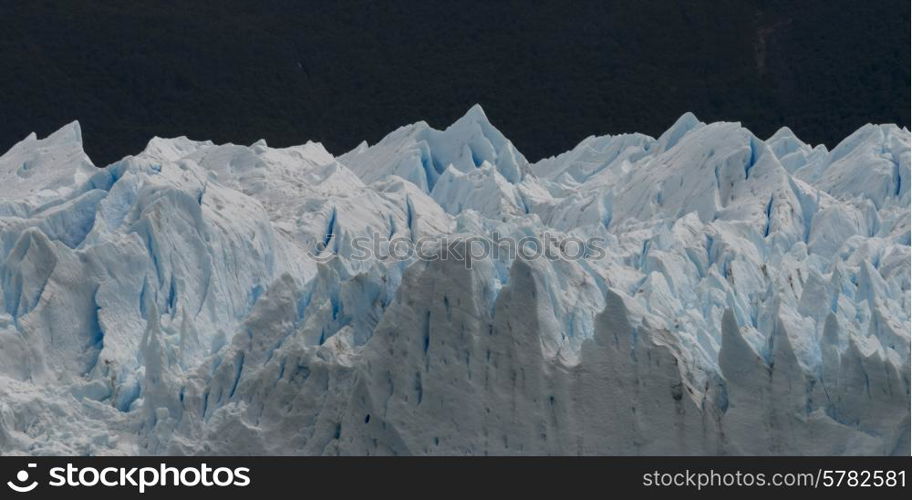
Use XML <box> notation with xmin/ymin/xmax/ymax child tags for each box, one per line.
<box><xmin>0</xmin><ymin>107</ymin><xmax>908</xmax><ymax>455</ymax></box>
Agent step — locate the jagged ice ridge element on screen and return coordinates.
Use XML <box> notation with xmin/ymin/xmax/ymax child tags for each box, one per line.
<box><xmin>0</xmin><ymin>106</ymin><xmax>909</xmax><ymax>455</ymax></box>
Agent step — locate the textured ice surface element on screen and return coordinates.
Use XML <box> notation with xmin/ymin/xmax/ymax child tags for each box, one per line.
<box><xmin>0</xmin><ymin>107</ymin><xmax>908</xmax><ymax>455</ymax></box>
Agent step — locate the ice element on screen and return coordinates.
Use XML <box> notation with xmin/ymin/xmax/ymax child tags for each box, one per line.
<box><xmin>340</xmin><ymin>104</ymin><xmax>528</xmax><ymax>191</ymax></box>
<box><xmin>0</xmin><ymin>108</ymin><xmax>908</xmax><ymax>455</ymax></box>
<box><xmin>0</xmin><ymin>121</ymin><xmax>97</xmax><ymax>212</ymax></box>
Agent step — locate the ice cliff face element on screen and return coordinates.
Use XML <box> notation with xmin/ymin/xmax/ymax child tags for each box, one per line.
<box><xmin>0</xmin><ymin>107</ymin><xmax>908</xmax><ymax>455</ymax></box>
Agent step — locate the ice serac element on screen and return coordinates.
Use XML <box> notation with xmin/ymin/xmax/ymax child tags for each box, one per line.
<box><xmin>0</xmin><ymin>121</ymin><xmax>99</xmax><ymax>214</ymax></box>
<box><xmin>340</xmin><ymin>104</ymin><xmax>528</xmax><ymax>195</ymax></box>
<box><xmin>0</xmin><ymin>110</ymin><xmax>908</xmax><ymax>455</ymax></box>
<box><xmin>804</xmin><ymin>124</ymin><xmax>910</xmax><ymax>209</ymax></box>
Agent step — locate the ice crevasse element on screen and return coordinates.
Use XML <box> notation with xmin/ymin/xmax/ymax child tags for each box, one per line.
<box><xmin>0</xmin><ymin>106</ymin><xmax>908</xmax><ymax>455</ymax></box>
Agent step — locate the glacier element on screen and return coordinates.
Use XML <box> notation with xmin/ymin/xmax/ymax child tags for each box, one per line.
<box><xmin>0</xmin><ymin>107</ymin><xmax>908</xmax><ymax>455</ymax></box>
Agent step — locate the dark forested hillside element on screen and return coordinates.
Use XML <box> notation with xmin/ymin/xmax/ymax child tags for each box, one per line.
<box><xmin>1</xmin><ymin>0</ymin><xmax>908</xmax><ymax>165</ymax></box>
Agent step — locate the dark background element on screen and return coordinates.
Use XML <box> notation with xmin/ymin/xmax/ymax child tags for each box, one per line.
<box><xmin>1</xmin><ymin>0</ymin><xmax>909</xmax><ymax>166</ymax></box>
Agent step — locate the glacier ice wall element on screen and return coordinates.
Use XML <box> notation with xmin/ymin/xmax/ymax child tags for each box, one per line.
<box><xmin>0</xmin><ymin>107</ymin><xmax>908</xmax><ymax>455</ymax></box>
